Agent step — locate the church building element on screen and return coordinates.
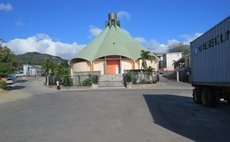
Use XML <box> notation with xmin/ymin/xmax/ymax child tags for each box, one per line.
<box><xmin>70</xmin><ymin>13</ymin><xmax>158</xmax><ymax>75</ymax></box>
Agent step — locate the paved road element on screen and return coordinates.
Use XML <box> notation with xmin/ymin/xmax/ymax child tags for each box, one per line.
<box><xmin>1</xmin><ymin>78</ymin><xmax>230</xmax><ymax>142</ymax></box>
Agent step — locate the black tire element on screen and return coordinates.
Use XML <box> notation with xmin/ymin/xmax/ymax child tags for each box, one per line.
<box><xmin>201</xmin><ymin>88</ymin><xmax>219</xmax><ymax>107</ymax></box>
<box><xmin>226</xmin><ymin>99</ymin><xmax>230</xmax><ymax>104</ymax></box>
<box><xmin>212</xmin><ymin>89</ymin><xmax>220</xmax><ymax>107</ymax></box>
<box><xmin>193</xmin><ymin>88</ymin><xmax>202</xmax><ymax>104</ymax></box>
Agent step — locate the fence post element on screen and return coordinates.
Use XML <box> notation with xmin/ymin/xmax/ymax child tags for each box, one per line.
<box><xmin>176</xmin><ymin>71</ymin><xmax>179</xmax><ymax>82</ymax></box>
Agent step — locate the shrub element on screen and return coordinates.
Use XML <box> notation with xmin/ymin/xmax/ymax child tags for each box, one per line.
<box><xmin>90</xmin><ymin>75</ymin><xmax>98</xmax><ymax>84</ymax></box>
<box><xmin>82</xmin><ymin>79</ymin><xmax>92</xmax><ymax>86</ymax></box>
<box><xmin>63</xmin><ymin>76</ymin><xmax>73</xmax><ymax>86</ymax></box>
<box><xmin>0</xmin><ymin>81</ymin><xmax>7</xmax><ymax>89</ymax></box>
<box><xmin>126</xmin><ymin>71</ymin><xmax>132</xmax><ymax>82</ymax></box>
<box><xmin>144</xmin><ymin>66</ymin><xmax>155</xmax><ymax>73</ymax></box>
<box><xmin>125</xmin><ymin>71</ymin><xmax>136</xmax><ymax>83</ymax></box>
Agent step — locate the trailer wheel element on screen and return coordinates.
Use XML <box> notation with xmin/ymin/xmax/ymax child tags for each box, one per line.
<box><xmin>201</xmin><ymin>88</ymin><xmax>218</xmax><ymax>107</ymax></box>
<box><xmin>193</xmin><ymin>88</ymin><xmax>202</xmax><ymax>104</ymax></box>
<box><xmin>227</xmin><ymin>99</ymin><xmax>230</xmax><ymax>104</ymax></box>
<box><xmin>212</xmin><ymin>89</ymin><xmax>220</xmax><ymax>106</ymax></box>
<box><xmin>223</xmin><ymin>90</ymin><xmax>230</xmax><ymax>104</ymax></box>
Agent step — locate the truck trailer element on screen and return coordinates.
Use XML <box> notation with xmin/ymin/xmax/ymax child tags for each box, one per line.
<box><xmin>191</xmin><ymin>16</ymin><xmax>230</xmax><ymax>107</ymax></box>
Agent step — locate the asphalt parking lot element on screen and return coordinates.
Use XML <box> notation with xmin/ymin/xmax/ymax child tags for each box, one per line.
<box><xmin>0</xmin><ymin>78</ymin><xmax>230</xmax><ymax>142</ymax></box>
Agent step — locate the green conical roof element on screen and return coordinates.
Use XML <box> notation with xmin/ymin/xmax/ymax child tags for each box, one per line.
<box><xmin>74</xmin><ymin>22</ymin><xmax>154</xmax><ymax>61</ymax></box>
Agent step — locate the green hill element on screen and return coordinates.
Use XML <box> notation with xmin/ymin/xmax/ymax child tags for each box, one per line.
<box><xmin>16</xmin><ymin>52</ymin><xmax>67</xmax><ymax>65</ymax></box>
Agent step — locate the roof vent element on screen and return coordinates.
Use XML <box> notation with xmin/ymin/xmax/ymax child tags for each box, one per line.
<box><xmin>105</xmin><ymin>13</ymin><xmax>120</xmax><ymax>28</ymax></box>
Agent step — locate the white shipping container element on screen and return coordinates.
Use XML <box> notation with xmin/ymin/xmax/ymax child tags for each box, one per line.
<box><xmin>191</xmin><ymin>16</ymin><xmax>230</xmax><ymax>85</ymax></box>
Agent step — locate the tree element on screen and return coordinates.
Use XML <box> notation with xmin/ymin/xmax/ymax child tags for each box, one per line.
<box><xmin>140</xmin><ymin>50</ymin><xmax>155</xmax><ymax>69</ymax></box>
<box><xmin>168</xmin><ymin>43</ymin><xmax>190</xmax><ymax>55</ymax></box>
<box><xmin>139</xmin><ymin>50</ymin><xmax>158</xmax><ymax>83</ymax></box>
<box><xmin>0</xmin><ymin>41</ymin><xmax>15</xmax><ymax>63</ymax></box>
<box><xmin>42</xmin><ymin>59</ymin><xmax>70</xmax><ymax>85</ymax></box>
<box><xmin>145</xmin><ymin>66</ymin><xmax>155</xmax><ymax>72</ymax></box>
<box><xmin>0</xmin><ymin>39</ymin><xmax>17</xmax><ymax>77</ymax></box>
<box><xmin>0</xmin><ymin>63</ymin><xmax>15</xmax><ymax>77</ymax></box>
<box><xmin>172</xmin><ymin>60</ymin><xmax>179</xmax><ymax>68</ymax></box>
<box><xmin>53</xmin><ymin>60</ymin><xmax>69</xmax><ymax>77</ymax></box>
<box><xmin>41</xmin><ymin>59</ymin><xmax>55</xmax><ymax>76</ymax></box>
<box><xmin>42</xmin><ymin>59</ymin><xmax>69</xmax><ymax>77</ymax></box>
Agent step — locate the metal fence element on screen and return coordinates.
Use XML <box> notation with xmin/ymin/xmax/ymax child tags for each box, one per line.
<box><xmin>124</xmin><ymin>70</ymin><xmax>157</xmax><ymax>84</ymax></box>
<box><xmin>46</xmin><ymin>75</ymin><xmax>73</xmax><ymax>86</ymax></box>
<box><xmin>46</xmin><ymin>70</ymin><xmax>158</xmax><ymax>86</ymax></box>
<box><xmin>72</xmin><ymin>71</ymin><xmax>100</xmax><ymax>86</ymax></box>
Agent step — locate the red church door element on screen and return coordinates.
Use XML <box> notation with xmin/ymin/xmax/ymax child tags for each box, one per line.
<box><xmin>107</xmin><ymin>60</ymin><xmax>120</xmax><ymax>74</ymax></box>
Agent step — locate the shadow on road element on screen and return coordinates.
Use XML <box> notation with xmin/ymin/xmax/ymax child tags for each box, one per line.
<box><xmin>5</xmin><ymin>78</ymin><xmax>29</xmax><ymax>91</ymax></box>
<box><xmin>143</xmin><ymin>94</ymin><xmax>230</xmax><ymax>142</ymax></box>
<box><xmin>16</xmin><ymin>79</ymin><xmax>28</xmax><ymax>83</ymax></box>
<box><xmin>7</xmin><ymin>85</ymin><xmax>25</xmax><ymax>91</ymax></box>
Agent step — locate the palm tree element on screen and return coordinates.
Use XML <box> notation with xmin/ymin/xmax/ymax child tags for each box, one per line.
<box><xmin>54</xmin><ymin>63</ymin><xmax>69</xmax><ymax>77</ymax></box>
<box><xmin>41</xmin><ymin>59</ymin><xmax>54</xmax><ymax>85</ymax></box>
<box><xmin>140</xmin><ymin>50</ymin><xmax>155</xmax><ymax>69</ymax></box>
<box><xmin>172</xmin><ymin>60</ymin><xmax>182</xmax><ymax>68</ymax></box>
<box><xmin>42</xmin><ymin>59</ymin><xmax>55</xmax><ymax>76</ymax></box>
<box><xmin>139</xmin><ymin>50</ymin><xmax>158</xmax><ymax>83</ymax></box>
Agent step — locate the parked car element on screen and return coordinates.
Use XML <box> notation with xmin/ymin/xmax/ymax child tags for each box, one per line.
<box><xmin>5</xmin><ymin>78</ymin><xmax>13</xmax><ymax>85</ymax></box>
<box><xmin>0</xmin><ymin>78</ymin><xmax>14</xmax><ymax>85</ymax></box>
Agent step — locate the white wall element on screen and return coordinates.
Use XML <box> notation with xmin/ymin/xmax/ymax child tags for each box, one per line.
<box><xmin>72</xmin><ymin>61</ymin><xmax>90</xmax><ymax>73</ymax></box>
<box><xmin>23</xmin><ymin>65</ymin><xmax>33</xmax><ymax>76</ymax></box>
<box><xmin>121</xmin><ymin>60</ymin><xmax>133</xmax><ymax>74</ymax></box>
<box><xmin>70</xmin><ymin>68</ymin><xmax>73</xmax><ymax>76</ymax></box>
<box><xmin>166</xmin><ymin>52</ymin><xmax>183</xmax><ymax>71</ymax></box>
<box><xmin>93</xmin><ymin>60</ymin><xmax>104</xmax><ymax>75</ymax></box>
<box><xmin>146</xmin><ymin>60</ymin><xmax>159</xmax><ymax>71</ymax></box>
<box><xmin>139</xmin><ymin>59</ymin><xmax>158</xmax><ymax>71</ymax></box>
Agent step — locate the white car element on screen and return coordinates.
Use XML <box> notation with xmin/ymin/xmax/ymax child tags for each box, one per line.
<box><xmin>6</xmin><ymin>78</ymin><xmax>13</xmax><ymax>84</ymax></box>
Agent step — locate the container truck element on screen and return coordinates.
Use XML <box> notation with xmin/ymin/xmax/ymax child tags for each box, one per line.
<box><xmin>191</xmin><ymin>16</ymin><xmax>230</xmax><ymax>107</ymax></box>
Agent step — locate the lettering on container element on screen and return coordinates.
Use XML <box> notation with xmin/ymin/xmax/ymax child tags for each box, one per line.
<box><xmin>198</xmin><ymin>30</ymin><xmax>230</xmax><ymax>52</ymax></box>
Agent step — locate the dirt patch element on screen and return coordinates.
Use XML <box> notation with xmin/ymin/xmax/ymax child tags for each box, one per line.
<box><xmin>0</xmin><ymin>89</ymin><xmax>8</xmax><ymax>94</ymax></box>
<box><xmin>0</xmin><ymin>90</ymin><xmax>31</xmax><ymax>104</ymax></box>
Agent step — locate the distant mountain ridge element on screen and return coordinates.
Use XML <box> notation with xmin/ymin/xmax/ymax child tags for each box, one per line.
<box><xmin>16</xmin><ymin>52</ymin><xmax>67</xmax><ymax>65</ymax></box>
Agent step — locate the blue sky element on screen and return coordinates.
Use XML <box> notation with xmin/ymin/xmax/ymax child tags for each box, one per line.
<box><xmin>1</xmin><ymin>0</ymin><xmax>230</xmax><ymax>59</ymax></box>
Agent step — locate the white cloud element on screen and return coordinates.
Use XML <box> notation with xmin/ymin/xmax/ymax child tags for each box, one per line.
<box><xmin>135</xmin><ymin>36</ymin><xmax>180</xmax><ymax>53</ymax></box>
<box><xmin>145</xmin><ymin>39</ymin><xmax>179</xmax><ymax>53</ymax></box>
<box><xmin>180</xmin><ymin>33</ymin><xmax>203</xmax><ymax>44</ymax></box>
<box><xmin>15</xmin><ymin>20</ymin><xmax>24</xmax><ymax>26</ymax></box>
<box><xmin>89</xmin><ymin>26</ymin><xmax>102</xmax><ymax>38</ymax></box>
<box><xmin>0</xmin><ymin>3</ymin><xmax>13</xmax><ymax>11</ymax></box>
<box><xmin>6</xmin><ymin>34</ymin><xmax>86</xmax><ymax>59</ymax></box>
<box><xmin>117</xmin><ymin>11</ymin><xmax>131</xmax><ymax>21</ymax></box>
<box><xmin>135</xmin><ymin>37</ymin><xmax>146</xmax><ymax>43</ymax></box>
<box><xmin>135</xmin><ymin>33</ymin><xmax>201</xmax><ymax>53</ymax></box>
<box><xmin>6</xmin><ymin>32</ymin><xmax>200</xmax><ymax>60</ymax></box>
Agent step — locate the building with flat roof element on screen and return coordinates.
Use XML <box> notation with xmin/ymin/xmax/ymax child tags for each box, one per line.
<box><xmin>161</xmin><ymin>52</ymin><xmax>183</xmax><ymax>71</ymax></box>
<box><xmin>70</xmin><ymin>13</ymin><xmax>158</xmax><ymax>75</ymax></box>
